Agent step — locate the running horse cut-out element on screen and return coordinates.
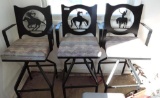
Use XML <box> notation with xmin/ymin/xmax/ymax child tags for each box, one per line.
<box><xmin>116</xmin><ymin>9</ymin><xmax>128</xmax><ymax>28</ymax></box>
<box><xmin>23</xmin><ymin>11</ymin><xmax>46</xmax><ymax>31</ymax></box>
<box><xmin>70</xmin><ymin>11</ymin><xmax>88</xmax><ymax>29</ymax></box>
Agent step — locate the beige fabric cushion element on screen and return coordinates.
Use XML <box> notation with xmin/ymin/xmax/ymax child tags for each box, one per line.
<box><xmin>105</xmin><ymin>36</ymin><xmax>151</xmax><ymax>59</ymax></box>
<box><xmin>58</xmin><ymin>36</ymin><xmax>102</xmax><ymax>58</ymax></box>
<box><xmin>1</xmin><ymin>38</ymin><xmax>49</xmax><ymax>61</ymax></box>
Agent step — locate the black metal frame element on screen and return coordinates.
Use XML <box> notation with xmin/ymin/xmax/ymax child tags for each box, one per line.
<box><xmin>14</xmin><ymin>60</ymin><xmax>57</xmax><ymax>98</ymax></box>
<box><xmin>98</xmin><ymin>58</ymin><xmax>143</xmax><ymax>92</ymax></box>
<box><xmin>56</xmin><ymin>4</ymin><xmax>99</xmax><ymax>98</ymax></box>
<box><xmin>1</xmin><ymin>6</ymin><xmax>57</xmax><ymax>98</ymax></box>
<box><xmin>56</xmin><ymin>4</ymin><xmax>97</xmax><ymax>47</ymax></box>
<box><xmin>103</xmin><ymin>3</ymin><xmax>143</xmax><ymax>35</ymax></box>
<box><xmin>97</xmin><ymin>3</ymin><xmax>152</xmax><ymax>92</ymax></box>
<box><xmin>62</xmin><ymin>58</ymin><xmax>98</xmax><ymax>98</ymax></box>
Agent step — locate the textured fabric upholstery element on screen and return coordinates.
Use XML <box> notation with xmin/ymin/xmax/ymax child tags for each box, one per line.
<box><xmin>104</xmin><ymin>36</ymin><xmax>151</xmax><ymax>59</ymax></box>
<box><xmin>58</xmin><ymin>36</ymin><xmax>101</xmax><ymax>58</ymax></box>
<box><xmin>1</xmin><ymin>38</ymin><xmax>49</xmax><ymax>61</ymax></box>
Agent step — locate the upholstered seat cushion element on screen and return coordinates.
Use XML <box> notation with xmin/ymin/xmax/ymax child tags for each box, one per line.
<box><xmin>57</xmin><ymin>36</ymin><xmax>102</xmax><ymax>58</ymax></box>
<box><xmin>1</xmin><ymin>38</ymin><xmax>50</xmax><ymax>61</ymax></box>
<box><xmin>82</xmin><ymin>92</ymin><xmax>125</xmax><ymax>98</ymax></box>
<box><xmin>105</xmin><ymin>36</ymin><xmax>151</xmax><ymax>59</ymax></box>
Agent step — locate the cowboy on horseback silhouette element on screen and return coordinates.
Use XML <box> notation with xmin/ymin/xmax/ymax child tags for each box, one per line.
<box><xmin>23</xmin><ymin>11</ymin><xmax>46</xmax><ymax>31</ymax></box>
<box><xmin>116</xmin><ymin>9</ymin><xmax>128</xmax><ymax>28</ymax></box>
<box><xmin>70</xmin><ymin>11</ymin><xmax>88</xmax><ymax>29</ymax></box>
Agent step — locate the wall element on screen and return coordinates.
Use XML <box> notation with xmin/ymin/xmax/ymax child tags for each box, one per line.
<box><xmin>141</xmin><ymin>0</ymin><xmax>160</xmax><ymax>76</ymax></box>
<box><xmin>0</xmin><ymin>0</ymin><xmax>18</xmax><ymax>98</ymax></box>
<box><xmin>0</xmin><ymin>0</ymin><xmax>43</xmax><ymax>98</ymax></box>
<box><xmin>139</xmin><ymin>0</ymin><xmax>160</xmax><ymax>93</ymax></box>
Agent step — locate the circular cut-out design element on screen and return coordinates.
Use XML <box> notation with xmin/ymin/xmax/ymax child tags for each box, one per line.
<box><xmin>23</xmin><ymin>10</ymin><xmax>46</xmax><ymax>34</ymax></box>
<box><xmin>68</xmin><ymin>8</ymin><xmax>91</xmax><ymax>32</ymax></box>
<box><xmin>110</xmin><ymin>8</ymin><xmax>134</xmax><ymax>32</ymax></box>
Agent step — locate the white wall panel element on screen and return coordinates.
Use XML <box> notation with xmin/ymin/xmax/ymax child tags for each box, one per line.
<box><xmin>0</xmin><ymin>0</ymin><xmax>43</xmax><ymax>98</ymax></box>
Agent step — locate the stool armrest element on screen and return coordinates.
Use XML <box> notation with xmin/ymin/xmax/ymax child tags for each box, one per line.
<box><xmin>140</xmin><ymin>22</ymin><xmax>152</xmax><ymax>46</ymax></box>
<box><xmin>2</xmin><ymin>24</ymin><xmax>16</xmax><ymax>47</ymax></box>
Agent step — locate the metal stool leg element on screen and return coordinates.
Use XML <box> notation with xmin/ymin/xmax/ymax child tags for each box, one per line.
<box><xmin>84</xmin><ymin>59</ymin><xmax>98</xmax><ymax>92</ymax></box>
<box><xmin>26</xmin><ymin>65</ymin><xmax>32</xmax><ymax>79</ymax></box>
<box><xmin>50</xmin><ymin>89</ymin><xmax>54</xmax><ymax>98</ymax></box>
<box><xmin>88</xmin><ymin>58</ymin><xmax>96</xmax><ymax>76</ymax></box>
<box><xmin>104</xmin><ymin>85</ymin><xmax>108</xmax><ymax>92</ymax></box>
<box><xmin>62</xmin><ymin>87</ymin><xmax>66</xmax><ymax>98</ymax></box>
<box><xmin>64</xmin><ymin>58</ymin><xmax>70</xmax><ymax>73</ymax></box>
<box><xmin>105</xmin><ymin>60</ymin><xmax>120</xmax><ymax>91</ymax></box>
<box><xmin>14</xmin><ymin>62</ymin><xmax>28</xmax><ymax>98</ymax></box>
<box><xmin>36</xmin><ymin>62</ymin><xmax>54</xmax><ymax>98</ymax></box>
<box><xmin>62</xmin><ymin>59</ymin><xmax>75</xmax><ymax>98</ymax></box>
<box><xmin>98</xmin><ymin>60</ymin><xmax>107</xmax><ymax>92</ymax></box>
<box><xmin>47</xmin><ymin>59</ymin><xmax>58</xmax><ymax>78</ymax></box>
<box><xmin>121</xmin><ymin>59</ymin><xmax>127</xmax><ymax>75</ymax></box>
<box><xmin>97</xmin><ymin>57</ymin><xmax>107</xmax><ymax>74</ymax></box>
<box><xmin>62</xmin><ymin>58</ymin><xmax>70</xmax><ymax>80</ymax></box>
<box><xmin>127</xmin><ymin>59</ymin><xmax>141</xmax><ymax>91</ymax></box>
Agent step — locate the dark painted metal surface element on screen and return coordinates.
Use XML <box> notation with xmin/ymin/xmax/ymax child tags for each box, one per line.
<box><xmin>97</xmin><ymin>3</ymin><xmax>152</xmax><ymax>93</ymax></box>
<box><xmin>2</xmin><ymin>6</ymin><xmax>57</xmax><ymax>98</ymax></box>
<box><xmin>55</xmin><ymin>4</ymin><xmax>98</xmax><ymax>98</ymax></box>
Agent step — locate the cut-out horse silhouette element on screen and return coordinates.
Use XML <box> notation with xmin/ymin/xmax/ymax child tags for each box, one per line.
<box><xmin>23</xmin><ymin>11</ymin><xmax>46</xmax><ymax>31</ymax></box>
<box><xmin>116</xmin><ymin>9</ymin><xmax>128</xmax><ymax>28</ymax></box>
<box><xmin>70</xmin><ymin>11</ymin><xmax>88</xmax><ymax>29</ymax></box>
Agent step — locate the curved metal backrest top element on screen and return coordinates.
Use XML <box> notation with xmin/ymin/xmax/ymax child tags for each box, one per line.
<box><xmin>61</xmin><ymin>4</ymin><xmax>97</xmax><ymax>36</ymax></box>
<box><xmin>104</xmin><ymin>3</ymin><xmax>143</xmax><ymax>36</ymax></box>
<box><xmin>14</xmin><ymin>6</ymin><xmax>53</xmax><ymax>38</ymax></box>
